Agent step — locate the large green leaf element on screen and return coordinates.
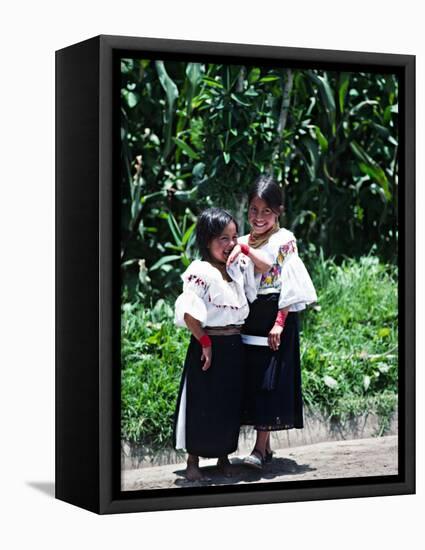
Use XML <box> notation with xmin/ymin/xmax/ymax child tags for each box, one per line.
<box><xmin>185</xmin><ymin>63</ymin><xmax>203</xmax><ymax>115</ymax></box>
<box><xmin>349</xmin><ymin>142</ymin><xmax>392</xmax><ymax>200</ymax></box>
<box><xmin>370</xmin><ymin>122</ymin><xmax>391</xmax><ymax>140</ymax></box>
<box><xmin>308</xmin><ymin>71</ymin><xmax>336</xmax><ymax>133</ymax></box>
<box><xmin>181</xmin><ymin>223</ymin><xmax>196</xmax><ymax>246</ymax></box>
<box><xmin>259</xmin><ymin>75</ymin><xmax>280</xmax><ymax>83</ymax></box>
<box><xmin>155</xmin><ymin>61</ymin><xmax>179</xmax><ymax>158</ymax></box>
<box><xmin>230</xmin><ymin>93</ymin><xmax>251</xmax><ymax>107</ymax></box>
<box><xmin>174</xmin><ymin>188</ymin><xmax>198</xmax><ymax>202</ymax></box>
<box><xmin>350</xmin><ymin>99</ymin><xmax>379</xmax><ymax>116</ymax></box>
<box><xmin>359</xmin><ymin>163</ymin><xmax>391</xmax><ymax>201</ymax></box>
<box><xmin>350</xmin><ymin>141</ymin><xmax>374</xmax><ymax>165</ymax></box>
<box><xmin>313</xmin><ymin>126</ymin><xmax>329</xmax><ymax>152</ymax></box>
<box><xmin>300</xmin><ymin>137</ymin><xmax>319</xmax><ymax>181</ymax></box>
<box><xmin>338</xmin><ymin>72</ymin><xmax>350</xmax><ymax>113</ymax></box>
<box><xmin>186</xmin><ymin>63</ymin><xmax>202</xmax><ymax>89</ymax></box>
<box><xmin>149</xmin><ymin>255</ymin><xmax>181</xmax><ymax>271</ymax></box>
<box><xmin>203</xmin><ymin>76</ymin><xmax>224</xmax><ymax>89</ymax></box>
<box><xmin>123</xmin><ymin>90</ymin><xmax>138</xmax><ymax>109</ymax></box>
<box><xmin>166</xmin><ymin>212</ymin><xmax>182</xmax><ymax>244</ymax></box>
<box><xmin>140</xmin><ymin>191</ymin><xmax>167</xmax><ymax>205</ymax></box>
<box><xmin>248</xmin><ymin>67</ymin><xmax>261</xmax><ymax>84</ymax></box>
<box><xmin>172</xmin><ymin>137</ymin><xmax>200</xmax><ymax>160</ymax></box>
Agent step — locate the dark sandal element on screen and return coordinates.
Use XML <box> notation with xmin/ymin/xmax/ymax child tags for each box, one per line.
<box><xmin>264</xmin><ymin>449</ymin><xmax>274</xmax><ymax>463</ymax></box>
<box><xmin>243</xmin><ymin>448</ymin><xmax>265</xmax><ymax>470</ymax></box>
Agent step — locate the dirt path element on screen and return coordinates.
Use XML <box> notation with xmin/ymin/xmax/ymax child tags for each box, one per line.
<box><xmin>122</xmin><ymin>435</ymin><xmax>397</xmax><ymax>491</ymax></box>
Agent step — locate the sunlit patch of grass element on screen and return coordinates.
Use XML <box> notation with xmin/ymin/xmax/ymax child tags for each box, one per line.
<box><xmin>300</xmin><ymin>255</ymin><xmax>398</xmax><ymax>430</ymax></box>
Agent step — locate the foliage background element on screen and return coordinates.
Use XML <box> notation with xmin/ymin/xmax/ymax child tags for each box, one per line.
<box><xmin>119</xmin><ymin>57</ymin><xmax>399</xmax><ymax>448</ymax></box>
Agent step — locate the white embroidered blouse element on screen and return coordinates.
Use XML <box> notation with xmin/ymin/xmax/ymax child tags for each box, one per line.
<box><xmin>174</xmin><ymin>256</ymin><xmax>257</xmax><ymax>328</ymax></box>
<box><xmin>239</xmin><ymin>228</ymin><xmax>317</xmax><ymax>312</ymax></box>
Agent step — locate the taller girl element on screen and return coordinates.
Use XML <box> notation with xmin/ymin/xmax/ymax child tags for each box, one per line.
<box><xmin>239</xmin><ymin>175</ymin><xmax>317</xmax><ymax>468</ymax></box>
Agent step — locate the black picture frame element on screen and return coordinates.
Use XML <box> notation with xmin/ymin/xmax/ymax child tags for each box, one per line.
<box><xmin>55</xmin><ymin>34</ymin><xmax>415</xmax><ymax>514</ymax></box>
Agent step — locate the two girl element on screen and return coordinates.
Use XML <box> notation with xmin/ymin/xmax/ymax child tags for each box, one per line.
<box><xmin>173</xmin><ymin>176</ymin><xmax>317</xmax><ymax>479</ymax></box>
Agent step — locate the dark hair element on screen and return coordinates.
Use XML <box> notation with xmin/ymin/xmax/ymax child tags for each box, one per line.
<box><xmin>196</xmin><ymin>208</ymin><xmax>238</xmax><ymax>261</ymax></box>
<box><xmin>248</xmin><ymin>174</ymin><xmax>283</xmax><ymax>214</ymax></box>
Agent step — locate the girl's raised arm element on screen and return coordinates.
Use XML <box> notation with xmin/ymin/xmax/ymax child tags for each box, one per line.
<box><xmin>227</xmin><ymin>243</ymin><xmax>272</xmax><ymax>273</ymax></box>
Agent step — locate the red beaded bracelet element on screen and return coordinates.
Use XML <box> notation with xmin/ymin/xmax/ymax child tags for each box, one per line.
<box><xmin>199</xmin><ymin>334</ymin><xmax>212</xmax><ymax>348</ymax></box>
<box><xmin>240</xmin><ymin>243</ymin><xmax>250</xmax><ymax>255</ymax></box>
<box><xmin>274</xmin><ymin>310</ymin><xmax>288</xmax><ymax>328</ymax></box>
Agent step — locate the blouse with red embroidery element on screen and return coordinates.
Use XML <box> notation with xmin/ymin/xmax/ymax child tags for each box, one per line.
<box><xmin>239</xmin><ymin>228</ymin><xmax>317</xmax><ymax>312</ymax></box>
<box><xmin>174</xmin><ymin>256</ymin><xmax>257</xmax><ymax>328</ymax></box>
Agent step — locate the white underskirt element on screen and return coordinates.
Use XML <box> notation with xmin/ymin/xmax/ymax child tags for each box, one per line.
<box><xmin>175</xmin><ymin>376</ymin><xmax>187</xmax><ymax>450</ymax></box>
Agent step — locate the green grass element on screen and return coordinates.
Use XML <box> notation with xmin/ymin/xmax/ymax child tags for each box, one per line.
<box><xmin>121</xmin><ymin>299</ymin><xmax>189</xmax><ymax>446</ymax></box>
<box><xmin>300</xmin><ymin>255</ymin><xmax>398</xmax><ymax>432</ymax></box>
<box><xmin>121</xmin><ymin>255</ymin><xmax>398</xmax><ymax>447</ymax></box>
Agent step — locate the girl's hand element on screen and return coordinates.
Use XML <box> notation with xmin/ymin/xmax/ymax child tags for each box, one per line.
<box><xmin>268</xmin><ymin>324</ymin><xmax>283</xmax><ymax>351</ymax></box>
<box><xmin>201</xmin><ymin>346</ymin><xmax>212</xmax><ymax>371</ymax></box>
<box><xmin>226</xmin><ymin>244</ymin><xmax>241</xmax><ymax>267</ymax></box>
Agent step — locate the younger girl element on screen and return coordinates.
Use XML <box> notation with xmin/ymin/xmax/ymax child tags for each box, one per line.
<box><xmin>173</xmin><ymin>207</ymin><xmax>270</xmax><ymax>481</ymax></box>
<box><xmin>239</xmin><ymin>175</ymin><xmax>317</xmax><ymax>468</ymax></box>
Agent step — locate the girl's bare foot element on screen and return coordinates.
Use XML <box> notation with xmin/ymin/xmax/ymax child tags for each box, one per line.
<box><xmin>186</xmin><ymin>462</ymin><xmax>205</xmax><ymax>481</ymax></box>
<box><xmin>186</xmin><ymin>455</ymin><xmax>212</xmax><ymax>482</ymax></box>
<box><xmin>217</xmin><ymin>456</ymin><xmax>233</xmax><ymax>477</ymax></box>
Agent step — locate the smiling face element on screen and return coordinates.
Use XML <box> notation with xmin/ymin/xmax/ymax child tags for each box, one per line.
<box><xmin>248</xmin><ymin>196</ymin><xmax>278</xmax><ymax>235</ymax></box>
<box><xmin>208</xmin><ymin>221</ymin><xmax>238</xmax><ymax>264</ymax></box>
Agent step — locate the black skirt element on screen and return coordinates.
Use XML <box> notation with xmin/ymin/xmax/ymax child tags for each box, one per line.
<box><xmin>242</xmin><ymin>294</ymin><xmax>303</xmax><ymax>431</ymax></box>
<box><xmin>173</xmin><ymin>334</ymin><xmax>244</xmax><ymax>458</ymax></box>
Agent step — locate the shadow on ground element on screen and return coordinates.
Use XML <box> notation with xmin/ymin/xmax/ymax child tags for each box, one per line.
<box><xmin>173</xmin><ymin>457</ymin><xmax>315</xmax><ymax>487</ymax></box>
<box><xmin>26</xmin><ymin>481</ymin><xmax>55</xmax><ymax>498</ymax></box>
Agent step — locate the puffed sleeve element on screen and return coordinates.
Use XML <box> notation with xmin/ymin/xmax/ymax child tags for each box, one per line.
<box><xmin>278</xmin><ymin>241</ymin><xmax>317</xmax><ymax>311</ymax></box>
<box><xmin>226</xmin><ymin>254</ymin><xmax>258</xmax><ymax>303</ymax></box>
<box><xmin>240</xmin><ymin>255</ymin><xmax>258</xmax><ymax>303</ymax></box>
<box><xmin>174</xmin><ymin>264</ymin><xmax>209</xmax><ymax>327</ymax></box>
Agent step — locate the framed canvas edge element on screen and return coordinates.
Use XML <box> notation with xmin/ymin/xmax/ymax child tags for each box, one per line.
<box><xmin>401</xmin><ymin>54</ymin><xmax>415</xmax><ymax>495</ymax></box>
<box><xmin>56</xmin><ymin>36</ymin><xmax>102</xmax><ymax>514</ymax></box>
<box><xmin>99</xmin><ymin>478</ymin><xmax>413</xmax><ymax>515</ymax></box>
<box><xmin>94</xmin><ymin>35</ymin><xmax>415</xmax><ymax>514</ymax></box>
<box><xmin>99</xmin><ymin>33</ymin><xmax>414</xmax><ymax>67</ymax></box>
